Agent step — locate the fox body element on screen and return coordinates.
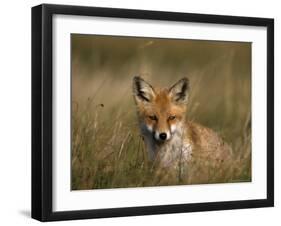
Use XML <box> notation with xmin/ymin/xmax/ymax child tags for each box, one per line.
<box><xmin>133</xmin><ymin>76</ymin><xmax>232</xmax><ymax>168</ymax></box>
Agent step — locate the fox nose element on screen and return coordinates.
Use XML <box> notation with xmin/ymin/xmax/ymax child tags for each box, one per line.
<box><xmin>159</xmin><ymin>133</ymin><xmax>167</xmax><ymax>140</ymax></box>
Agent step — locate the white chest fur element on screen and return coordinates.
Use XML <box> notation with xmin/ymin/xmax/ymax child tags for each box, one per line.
<box><xmin>141</xmin><ymin>124</ymin><xmax>192</xmax><ymax>167</ymax></box>
<box><xmin>157</xmin><ymin>132</ymin><xmax>192</xmax><ymax>167</ymax></box>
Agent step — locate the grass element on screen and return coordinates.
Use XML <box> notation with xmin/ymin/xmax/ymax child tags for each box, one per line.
<box><xmin>71</xmin><ymin>86</ymin><xmax>251</xmax><ymax>190</ymax></box>
<box><xmin>71</xmin><ymin>35</ymin><xmax>251</xmax><ymax>190</ymax></box>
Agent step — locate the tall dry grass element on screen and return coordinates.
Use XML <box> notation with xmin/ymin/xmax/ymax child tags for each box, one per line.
<box><xmin>71</xmin><ymin>35</ymin><xmax>251</xmax><ymax>190</ymax></box>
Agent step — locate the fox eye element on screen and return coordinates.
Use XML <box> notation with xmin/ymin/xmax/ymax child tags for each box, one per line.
<box><xmin>168</xmin><ymin>115</ymin><xmax>176</xmax><ymax>120</ymax></box>
<box><xmin>148</xmin><ymin>115</ymin><xmax>157</xmax><ymax>121</ymax></box>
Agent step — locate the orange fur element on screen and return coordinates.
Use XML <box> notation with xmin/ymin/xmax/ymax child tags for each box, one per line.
<box><xmin>132</xmin><ymin>76</ymin><xmax>232</xmax><ymax>168</ymax></box>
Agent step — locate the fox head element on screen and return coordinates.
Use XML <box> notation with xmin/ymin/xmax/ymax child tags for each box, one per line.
<box><xmin>133</xmin><ymin>76</ymin><xmax>189</xmax><ymax>143</ymax></box>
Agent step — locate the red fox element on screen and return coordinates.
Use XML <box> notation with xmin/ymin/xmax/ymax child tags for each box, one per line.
<box><xmin>132</xmin><ymin>76</ymin><xmax>232</xmax><ymax>169</ymax></box>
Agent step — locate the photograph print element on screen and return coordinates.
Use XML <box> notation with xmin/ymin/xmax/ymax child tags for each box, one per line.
<box><xmin>71</xmin><ymin>34</ymin><xmax>251</xmax><ymax>190</ymax></box>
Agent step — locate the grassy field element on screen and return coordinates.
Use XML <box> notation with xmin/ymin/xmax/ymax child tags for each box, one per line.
<box><xmin>71</xmin><ymin>35</ymin><xmax>251</xmax><ymax>190</ymax></box>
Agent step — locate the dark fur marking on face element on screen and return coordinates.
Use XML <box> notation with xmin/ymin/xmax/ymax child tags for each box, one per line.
<box><xmin>133</xmin><ymin>76</ymin><xmax>155</xmax><ymax>102</ymax></box>
<box><xmin>137</xmin><ymin>92</ymin><xmax>150</xmax><ymax>102</ymax></box>
<box><xmin>169</xmin><ymin>78</ymin><xmax>189</xmax><ymax>103</ymax></box>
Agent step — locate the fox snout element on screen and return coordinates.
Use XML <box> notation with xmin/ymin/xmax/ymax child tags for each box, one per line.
<box><xmin>145</xmin><ymin>121</ymin><xmax>172</xmax><ymax>142</ymax></box>
<box><xmin>155</xmin><ymin>131</ymin><xmax>171</xmax><ymax>142</ymax></box>
<box><xmin>153</xmin><ymin>129</ymin><xmax>171</xmax><ymax>142</ymax></box>
<box><xmin>159</xmin><ymin>132</ymin><xmax>167</xmax><ymax>140</ymax></box>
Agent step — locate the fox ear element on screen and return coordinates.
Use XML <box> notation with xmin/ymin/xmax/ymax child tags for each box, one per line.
<box><xmin>133</xmin><ymin>76</ymin><xmax>155</xmax><ymax>103</ymax></box>
<box><xmin>169</xmin><ymin>77</ymin><xmax>189</xmax><ymax>104</ymax></box>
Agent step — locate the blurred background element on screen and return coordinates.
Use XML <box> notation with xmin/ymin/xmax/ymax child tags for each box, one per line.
<box><xmin>71</xmin><ymin>34</ymin><xmax>251</xmax><ymax>190</ymax></box>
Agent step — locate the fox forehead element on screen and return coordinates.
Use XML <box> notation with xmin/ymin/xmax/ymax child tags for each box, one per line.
<box><xmin>153</xmin><ymin>88</ymin><xmax>171</xmax><ymax>112</ymax></box>
<box><xmin>137</xmin><ymin>88</ymin><xmax>186</xmax><ymax>116</ymax></box>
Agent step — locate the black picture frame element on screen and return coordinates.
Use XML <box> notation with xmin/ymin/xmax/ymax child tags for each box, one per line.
<box><xmin>31</xmin><ymin>3</ymin><xmax>274</xmax><ymax>222</ymax></box>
